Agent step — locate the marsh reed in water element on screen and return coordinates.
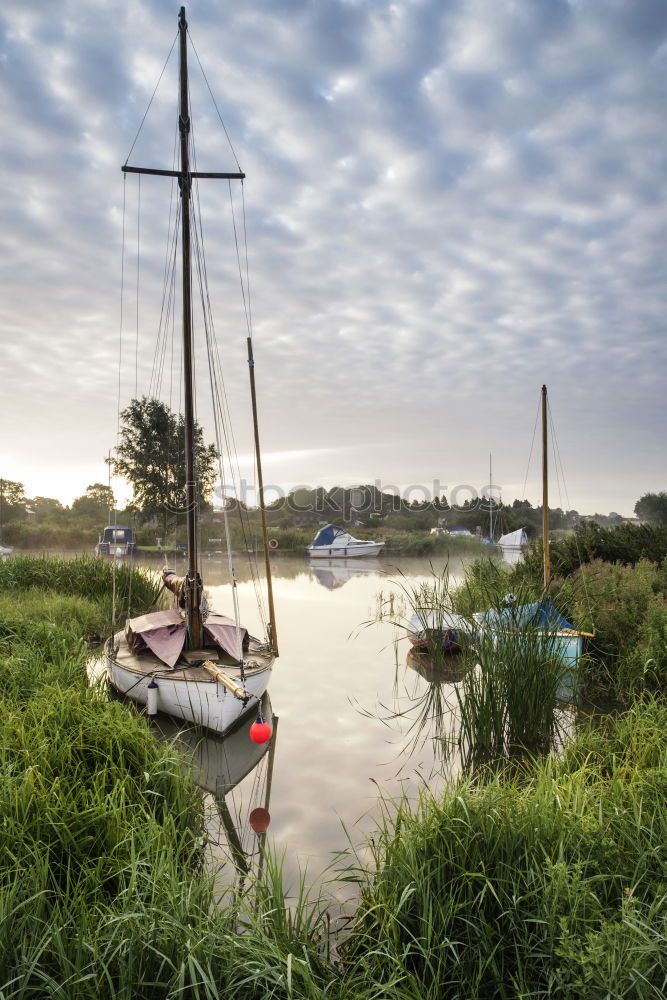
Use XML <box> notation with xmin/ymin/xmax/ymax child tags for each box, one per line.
<box><xmin>374</xmin><ymin>564</ymin><xmax>578</xmax><ymax>771</ymax></box>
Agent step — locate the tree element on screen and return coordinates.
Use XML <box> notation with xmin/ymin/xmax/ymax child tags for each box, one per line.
<box><xmin>634</xmin><ymin>492</ymin><xmax>667</xmax><ymax>526</ymax></box>
<box><xmin>112</xmin><ymin>397</ymin><xmax>218</xmax><ymax>538</ymax></box>
<box><xmin>0</xmin><ymin>479</ymin><xmax>27</xmax><ymax>526</ymax></box>
<box><xmin>29</xmin><ymin>496</ymin><xmax>66</xmax><ymax>519</ymax></box>
<box><xmin>71</xmin><ymin>483</ymin><xmax>115</xmax><ymax>524</ymax></box>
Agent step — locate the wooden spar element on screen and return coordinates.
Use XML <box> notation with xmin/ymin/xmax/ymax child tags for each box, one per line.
<box><xmin>541</xmin><ymin>384</ymin><xmax>550</xmax><ymax>589</ymax></box>
<box><xmin>247</xmin><ymin>337</ymin><xmax>279</xmax><ymax>656</ymax></box>
<box><xmin>124</xmin><ymin>7</ymin><xmax>244</xmax><ymax>650</ymax></box>
<box><xmin>122</xmin><ymin>166</ymin><xmax>245</xmax><ymax>180</ymax></box>
<box><xmin>201</xmin><ymin>659</ymin><xmax>249</xmax><ymax>700</ymax></box>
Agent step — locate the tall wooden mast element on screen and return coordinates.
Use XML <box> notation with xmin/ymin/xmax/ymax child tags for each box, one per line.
<box><xmin>122</xmin><ymin>6</ymin><xmax>245</xmax><ymax>648</ymax></box>
<box><xmin>177</xmin><ymin>6</ymin><xmax>203</xmax><ymax>646</ymax></box>
<box><xmin>541</xmin><ymin>384</ymin><xmax>550</xmax><ymax>589</ymax></box>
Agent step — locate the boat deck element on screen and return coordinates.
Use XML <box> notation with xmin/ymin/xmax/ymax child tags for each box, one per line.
<box><xmin>109</xmin><ymin>631</ymin><xmax>274</xmax><ymax>681</ymax></box>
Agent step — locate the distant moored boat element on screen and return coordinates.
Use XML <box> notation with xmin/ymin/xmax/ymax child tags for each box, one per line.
<box><xmin>95</xmin><ymin>525</ymin><xmax>136</xmax><ymax>558</ymax></box>
<box><xmin>307</xmin><ymin>523</ymin><xmax>384</xmax><ymax>558</ymax></box>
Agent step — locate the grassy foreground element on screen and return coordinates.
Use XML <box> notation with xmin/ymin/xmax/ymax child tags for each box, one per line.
<box><xmin>0</xmin><ymin>556</ymin><xmax>665</xmax><ymax>998</ymax></box>
<box><xmin>342</xmin><ymin>698</ymin><xmax>667</xmax><ymax>999</ymax></box>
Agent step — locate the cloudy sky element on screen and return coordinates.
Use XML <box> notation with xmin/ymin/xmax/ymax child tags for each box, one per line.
<box><xmin>1</xmin><ymin>0</ymin><xmax>665</xmax><ymax>516</ymax></box>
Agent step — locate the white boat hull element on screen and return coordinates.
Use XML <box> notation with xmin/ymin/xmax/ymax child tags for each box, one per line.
<box><xmin>106</xmin><ymin>634</ymin><xmax>272</xmax><ymax>736</ymax></box>
<box><xmin>307</xmin><ymin>542</ymin><xmax>384</xmax><ymax>558</ymax></box>
<box><xmin>151</xmin><ymin>692</ymin><xmax>273</xmax><ymax>796</ymax></box>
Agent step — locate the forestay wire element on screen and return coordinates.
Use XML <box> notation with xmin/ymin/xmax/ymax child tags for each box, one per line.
<box><xmin>546</xmin><ymin>398</ymin><xmax>594</xmax><ymax>626</ymax></box>
<box><xmin>521</xmin><ymin>395</ymin><xmax>542</xmax><ymax>502</ymax></box>
<box><xmin>187</xmin><ymin>95</ymin><xmax>269</xmax><ymax>639</ymax></box>
<box><xmin>124</xmin><ymin>32</ymin><xmax>178</xmax><ymax>167</ymax></box>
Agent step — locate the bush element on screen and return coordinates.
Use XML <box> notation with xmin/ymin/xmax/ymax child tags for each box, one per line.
<box><xmin>558</xmin><ymin>559</ymin><xmax>667</xmax><ymax>701</ymax></box>
<box><xmin>538</xmin><ymin>522</ymin><xmax>667</xmax><ymax>578</ymax></box>
<box><xmin>383</xmin><ymin>532</ymin><xmax>488</xmax><ymax>557</ymax></box>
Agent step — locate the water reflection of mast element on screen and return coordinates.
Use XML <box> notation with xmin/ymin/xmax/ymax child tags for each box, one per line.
<box><xmin>213</xmin><ymin>713</ymin><xmax>278</xmax><ymax>882</ymax></box>
<box><xmin>216</xmin><ymin>797</ymin><xmax>250</xmax><ymax>875</ymax></box>
<box><xmin>255</xmin><ymin>716</ymin><xmax>278</xmax><ymax>884</ymax></box>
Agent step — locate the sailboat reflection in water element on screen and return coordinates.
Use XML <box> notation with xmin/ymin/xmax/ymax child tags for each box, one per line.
<box><xmin>152</xmin><ymin>693</ymin><xmax>278</xmax><ymax>884</ymax></box>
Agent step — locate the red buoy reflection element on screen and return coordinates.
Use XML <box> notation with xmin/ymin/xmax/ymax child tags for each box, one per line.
<box><xmin>249</xmin><ymin>807</ymin><xmax>271</xmax><ymax>833</ymax></box>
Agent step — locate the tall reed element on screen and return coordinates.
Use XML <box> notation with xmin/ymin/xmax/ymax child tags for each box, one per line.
<box><xmin>341</xmin><ymin>698</ymin><xmax>667</xmax><ymax>1000</ymax></box>
<box><xmin>381</xmin><ymin>567</ymin><xmax>576</xmax><ymax>769</ymax></box>
<box><xmin>0</xmin><ymin>554</ymin><xmax>162</xmax><ymax>623</ymax></box>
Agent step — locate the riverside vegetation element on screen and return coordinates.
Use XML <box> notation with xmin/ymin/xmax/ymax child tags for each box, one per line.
<box><xmin>5</xmin><ymin>474</ymin><xmax>664</xmax><ymax>557</ymax></box>
<box><xmin>0</xmin><ymin>533</ymin><xmax>665</xmax><ymax>998</ymax></box>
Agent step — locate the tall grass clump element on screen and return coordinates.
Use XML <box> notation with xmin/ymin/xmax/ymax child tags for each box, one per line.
<box><xmin>383</xmin><ymin>532</ymin><xmax>490</xmax><ymax>556</ymax></box>
<box><xmin>556</xmin><ymin>558</ymin><xmax>667</xmax><ymax>703</ymax></box>
<box><xmin>0</xmin><ymin>590</ymin><xmax>107</xmax><ymax>700</ymax></box>
<box><xmin>455</xmin><ymin>623</ymin><xmax>572</xmax><ymax>766</ymax></box>
<box><xmin>448</xmin><ymin>555</ymin><xmax>536</xmax><ymax>617</ymax></box>
<box><xmin>389</xmin><ymin>567</ymin><xmax>577</xmax><ymax>765</ymax></box>
<box><xmin>0</xmin><ymin>554</ymin><xmax>162</xmax><ymax>623</ymax></box>
<box><xmin>0</xmin><ymin>686</ymin><xmax>218</xmax><ymax>996</ymax></box>
<box><xmin>0</xmin><ymin>556</ymin><xmax>339</xmax><ymax>997</ymax></box>
<box><xmin>341</xmin><ymin>697</ymin><xmax>667</xmax><ymax>1000</ymax></box>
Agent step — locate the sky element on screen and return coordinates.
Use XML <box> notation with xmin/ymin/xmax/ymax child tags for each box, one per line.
<box><xmin>1</xmin><ymin>0</ymin><xmax>666</xmax><ymax>517</ymax></box>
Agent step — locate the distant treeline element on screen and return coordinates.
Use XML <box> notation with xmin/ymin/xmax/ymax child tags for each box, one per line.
<box><xmin>1</xmin><ymin>476</ymin><xmax>665</xmax><ymax>550</ymax></box>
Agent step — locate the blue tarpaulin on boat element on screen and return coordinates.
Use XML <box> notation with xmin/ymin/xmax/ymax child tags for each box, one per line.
<box><xmin>475</xmin><ymin>599</ymin><xmax>575</xmax><ymax>632</ymax></box>
<box><xmin>310</xmin><ymin>524</ymin><xmax>346</xmax><ymax>546</ymax></box>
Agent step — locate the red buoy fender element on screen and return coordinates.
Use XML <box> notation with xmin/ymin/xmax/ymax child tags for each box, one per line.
<box><xmin>249</xmin><ymin>717</ymin><xmax>272</xmax><ymax>744</ymax></box>
<box><xmin>268</xmin><ymin>538</ymin><xmax>279</xmax><ymax>550</ymax></box>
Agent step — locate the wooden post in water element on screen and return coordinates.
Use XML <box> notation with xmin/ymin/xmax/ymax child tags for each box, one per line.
<box><xmin>541</xmin><ymin>384</ymin><xmax>550</xmax><ymax>589</ymax></box>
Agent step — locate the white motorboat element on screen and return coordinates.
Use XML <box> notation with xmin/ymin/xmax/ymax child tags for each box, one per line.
<box><xmin>307</xmin><ymin>523</ymin><xmax>384</xmax><ymax>558</ymax></box>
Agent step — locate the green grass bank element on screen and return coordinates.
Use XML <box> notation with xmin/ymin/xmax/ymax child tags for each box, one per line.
<box><xmin>0</xmin><ymin>554</ymin><xmax>665</xmax><ymax>998</ymax></box>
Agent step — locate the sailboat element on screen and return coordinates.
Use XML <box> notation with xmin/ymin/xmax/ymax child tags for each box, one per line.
<box><xmin>106</xmin><ymin>7</ymin><xmax>278</xmax><ymax>735</ymax></box>
<box><xmin>474</xmin><ymin>386</ymin><xmax>592</xmax><ymax>687</ymax></box>
<box><xmin>497</xmin><ymin>526</ymin><xmax>529</xmax><ymax>565</ymax></box>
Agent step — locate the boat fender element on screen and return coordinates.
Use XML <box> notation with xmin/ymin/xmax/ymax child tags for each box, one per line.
<box><xmin>268</xmin><ymin>538</ymin><xmax>279</xmax><ymax>550</ymax></box>
<box><xmin>146</xmin><ymin>679</ymin><xmax>159</xmax><ymax>716</ymax></box>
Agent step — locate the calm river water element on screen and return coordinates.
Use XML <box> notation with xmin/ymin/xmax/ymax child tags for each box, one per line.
<box><xmin>127</xmin><ymin>550</ymin><xmax>480</xmax><ymax>896</ymax></box>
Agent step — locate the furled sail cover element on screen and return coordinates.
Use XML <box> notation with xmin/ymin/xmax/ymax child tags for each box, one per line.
<box><xmin>126</xmin><ymin>610</ymin><xmax>186</xmax><ymax>667</ymax></box>
<box><xmin>474</xmin><ymin>599</ymin><xmax>575</xmax><ymax>633</ymax></box>
<box><xmin>310</xmin><ymin>524</ymin><xmax>354</xmax><ymax>547</ymax></box>
<box><xmin>202</xmin><ymin>613</ymin><xmax>249</xmax><ymax>662</ymax></box>
<box><xmin>498</xmin><ymin>528</ymin><xmax>528</xmax><ymax>548</ymax></box>
<box><xmin>125</xmin><ymin>609</ymin><xmax>249</xmax><ymax>666</ymax></box>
